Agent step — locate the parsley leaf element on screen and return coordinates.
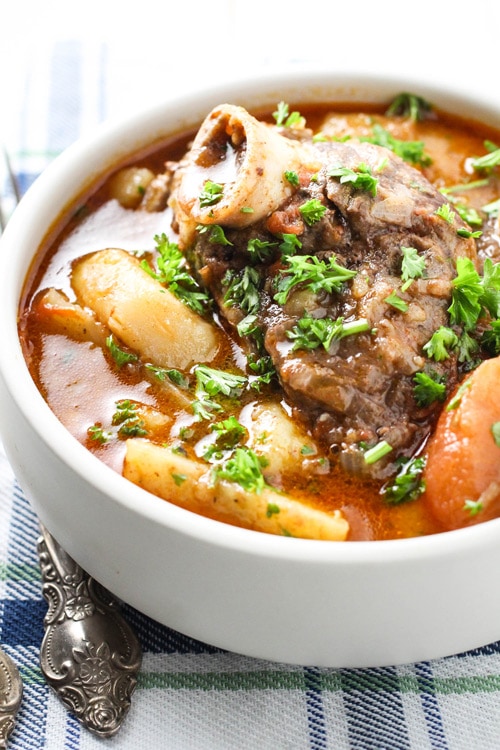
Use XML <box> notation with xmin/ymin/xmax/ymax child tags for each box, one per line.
<box><xmin>274</xmin><ymin>254</ymin><xmax>356</xmax><ymax>305</ymax></box>
<box><xmin>448</xmin><ymin>257</ymin><xmax>483</xmax><ymax>330</ymax></box>
<box><xmin>272</xmin><ymin>101</ymin><xmax>304</xmax><ymax>128</ymax></box>
<box><xmin>106</xmin><ymin>335</ymin><xmax>138</xmax><ymax>368</ymax></box>
<box><xmin>142</xmin><ymin>233</ymin><xmax>211</xmax><ymax>314</ymax></box>
<box><xmin>385</xmin><ymin>92</ymin><xmax>432</xmax><ymax>121</ymax></box>
<box><xmin>223</xmin><ymin>266</ymin><xmax>261</xmax><ymax>314</ymax></box>
<box><xmin>423</xmin><ymin>326</ymin><xmax>459</xmax><ymax>361</ymax></box>
<box><xmin>199</xmin><ymin>180</ymin><xmax>224</xmax><ymax>207</ymax></box>
<box><xmin>413</xmin><ymin>370</ymin><xmax>447</xmax><ymax>407</ymax></box>
<box><xmin>286</xmin><ymin>314</ymin><xmax>371</xmax><ymax>352</ymax></box>
<box><xmin>328</xmin><ymin>163</ymin><xmax>379</xmax><ymax>196</ymax></box>
<box><xmin>298</xmin><ymin>198</ymin><xmax>327</xmax><ymax>226</ymax></box>
<box><xmin>363</xmin><ymin>124</ymin><xmax>432</xmax><ymax>167</ymax></box>
<box><xmin>401</xmin><ymin>246</ymin><xmax>426</xmax><ymax>288</ymax></box>
<box><xmin>194</xmin><ymin>365</ymin><xmax>247</xmax><ymax>399</ymax></box>
<box><xmin>383</xmin><ymin>456</ymin><xmax>427</xmax><ymax>504</ymax></box>
<box><xmin>212</xmin><ymin>446</ymin><xmax>268</xmax><ymax>493</ymax></box>
<box><xmin>384</xmin><ymin>290</ymin><xmax>409</xmax><ymax>312</ymax></box>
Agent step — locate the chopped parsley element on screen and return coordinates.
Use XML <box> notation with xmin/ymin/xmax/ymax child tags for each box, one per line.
<box><xmin>194</xmin><ymin>365</ymin><xmax>247</xmax><ymax>400</ymax></box>
<box><xmin>223</xmin><ymin>266</ymin><xmax>260</xmax><ymax>314</ymax></box>
<box><xmin>463</xmin><ymin>498</ymin><xmax>483</xmax><ymax>516</ymax></box>
<box><xmin>286</xmin><ymin>313</ymin><xmax>371</xmax><ymax>352</ymax></box>
<box><xmin>385</xmin><ymin>92</ymin><xmax>432</xmax><ymax>121</ymax></box>
<box><xmin>197</xmin><ymin>224</ymin><xmax>233</xmax><ymax>246</ymax></box>
<box><xmin>448</xmin><ymin>257</ymin><xmax>484</xmax><ymax>330</ymax></box>
<box><xmin>328</xmin><ymin>163</ymin><xmax>379</xmax><ymax>196</ymax></box>
<box><xmin>142</xmin><ymin>233</ymin><xmax>211</xmax><ymax>314</ymax></box>
<box><xmin>384</xmin><ymin>291</ymin><xmax>409</xmax><ymax>312</ymax></box>
<box><xmin>212</xmin><ymin>446</ymin><xmax>268</xmax><ymax>493</ymax></box>
<box><xmin>199</xmin><ymin>180</ymin><xmax>224</xmax><ymax>207</ymax></box>
<box><xmin>274</xmin><ymin>254</ymin><xmax>356</xmax><ymax>305</ymax></box>
<box><xmin>145</xmin><ymin>365</ymin><xmax>190</xmax><ymax>388</ymax></box>
<box><xmin>400</xmin><ymin>246</ymin><xmax>426</xmax><ymax>289</ymax></box>
<box><xmin>363</xmin><ymin>124</ymin><xmax>432</xmax><ymax>167</ymax></box>
<box><xmin>284</xmin><ymin>170</ymin><xmax>300</xmax><ymax>187</ymax></box>
<box><xmin>413</xmin><ymin>370</ymin><xmax>447</xmax><ymax>407</ymax></box>
<box><xmin>470</xmin><ymin>144</ymin><xmax>500</xmax><ymax>173</ymax></box>
<box><xmin>383</xmin><ymin>456</ymin><xmax>427</xmax><ymax>504</ymax></box>
<box><xmin>272</xmin><ymin>101</ymin><xmax>304</xmax><ymax>128</ymax></box>
<box><xmin>106</xmin><ymin>335</ymin><xmax>138</xmax><ymax>368</ymax></box>
<box><xmin>423</xmin><ymin>326</ymin><xmax>459</xmax><ymax>361</ymax></box>
<box><xmin>435</xmin><ymin>202</ymin><xmax>456</xmax><ymax>224</ymax></box>
<box><xmin>363</xmin><ymin>440</ymin><xmax>393</xmax><ymax>465</ymax></box>
<box><xmin>298</xmin><ymin>198</ymin><xmax>327</xmax><ymax>225</ymax></box>
<box><xmin>87</xmin><ymin>424</ymin><xmax>112</xmax><ymax>444</ymax></box>
<box><xmin>247</xmin><ymin>238</ymin><xmax>277</xmax><ymax>263</ymax></box>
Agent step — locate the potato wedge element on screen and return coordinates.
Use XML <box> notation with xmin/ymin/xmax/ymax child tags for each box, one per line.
<box><xmin>72</xmin><ymin>248</ymin><xmax>219</xmax><ymax>369</ymax></box>
<box><xmin>123</xmin><ymin>438</ymin><xmax>348</xmax><ymax>541</ymax></box>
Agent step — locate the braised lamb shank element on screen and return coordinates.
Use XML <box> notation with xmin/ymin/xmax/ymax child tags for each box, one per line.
<box><xmin>170</xmin><ymin>105</ymin><xmax>477</xmax><ymax>477</ymax></box>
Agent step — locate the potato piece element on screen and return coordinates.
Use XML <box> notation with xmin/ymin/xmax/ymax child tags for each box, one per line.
<box><xmin>243</xmin><ymin>401</ymin><xmax>325</xmax><ymax>485</ymax></box>
<box><xmin>108</xmin><ymin>167</ymin><xmax>155</xmax><ymax>209</ymax></box>
<box><xmin>423</xmin><ymin>357</ymin><xmax>500</xmax><ymax>530</ymax></box>
<box><xmin>35</xmin><ymin>288</ymin><xmax>108</xmax><ymax>346</ymax></box>
<box><xmin>72</xmin><ymin>248</ymin><xmax>219</xmax><ymax>369</ymax></box>
<box><xmin>123</xmin><ymin>439</ymin><xmax>348</xmax><ymax>541</ymax></box>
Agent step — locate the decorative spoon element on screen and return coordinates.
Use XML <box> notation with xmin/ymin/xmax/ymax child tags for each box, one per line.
<box><xmin>0</xmin><ymin>647</ymin><xmax>22</xmax><ymax>749</ymax></box>
<box><xmin>37</xmin><ymin>524</ymin><xmax>142</xmax><ymax>737</ymax></box>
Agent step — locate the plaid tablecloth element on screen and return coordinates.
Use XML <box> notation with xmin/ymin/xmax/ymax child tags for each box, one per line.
<box><xmin>2</xmin><ymin>3</ymin><xmax>500</xmax><ymax>747</ymax></box>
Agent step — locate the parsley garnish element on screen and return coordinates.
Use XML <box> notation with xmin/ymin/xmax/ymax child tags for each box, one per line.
<box><xmin>401</xmin><ymin>246</ymin><xmax>426</xmax><ymax>290</ymax></box>
<box><xmin>223</xmin><ymin>266</ymin><xmax>260</xmax><ymax>314</ymax></box>
<box><xmin>364</xmin><ymin>124</ymin><xmax>432</xmax><ymax>167</ymax></box>
<box><xmin>435</xmin><ymin>202</ymin><xmax>456</xmax><ymax>223</ymax></box>
<box><xmin>142</xmin><ymin>233</ymin><xmax>211</xmax><ymax>314</ymax></box>
<box><xmin>286</xmin><ymin>313</ymin><xmax>371</xmax><ymax>352</ymax></box>
<box><xmin>363</xmin><ymin>440</ymin><xmax>393</xmax><ymax>464</ymax></box>
<box><xmin>197</xmin><ymin>224</ymin><xmax>233</xmax><ymax>246</ymax></box>
<box><xmin>203</xmin><ymin>416</ymin><xmax>247</xmax><ymax>461</ymax></box>
<box><xmin>383</xmin><ymin>455</ymin><xmax>427</xmax><ymax>504</ymax></box>
<box><xmin>328</xmin><ymin>163</ymin><xmax>378</xmax><ymax>196</ymax></box>
<box><xmin>199</xmin><ymin>180</ymin><xmax>224</xmax><ymax>207</ymax></box>
<box><xmin>423</xmin><ymin>326</ymin><xmax>459</xmax><ymax>361</ymax></box>
<box><xmin>145</xmin><ymin>365</ymin><xmax>190</xmax><ymax>388</ymax></box>
<box><xmin>272</xmin><ymin>101</ymin><xmax>304</xmax><ymax>128</ymax></box>
<box><xmin>470</xmin><ymin>145</ymin><xmax>500</xmax><ymax>173</ymax></box>
<box><xmin>274</xmin><ymin>254</ymin><xmax>356</xmax><ymax>305</ymax></box>
<box><xmin>448</xmin><ymin>257</ymin><xmax>483</xmax><ymax>330</ymax></box>
<box><xmin>385</xmin><ymin>92</ymin><xmax>432</xmax><ymax>121</ymax></box>
<box><xmin>212</xmin><ymin>446</ymin><xmax>268</xmax><ymax>493</ymax></box>
<box><xmin>87</xmin><ymin>424</ymin><xmax>112</xmax><ymax>444</ymax></box>
<box><xmin>112</xmin><ymin>399</ymin><xmax>148</xmax><ymax>437</ymax></box>
<box><xmin>284</xmin><ymin>170</ymin><xmax>300</xmax><ymax>187</ymax></box>
<box><xmin>463</xmin><ymin>499</ymin><xmax>483</xmax><ymax>516</ymax></box>
<box><xmin>413</xmin><ymin>371</ymin><xmax>446</xmax><ymax>407</ymax></box>
<box><xmin>194</xmin><ymin>365</ymin><xmax>247</xmax><ymax>399</ymax></box>
<box><xmin>247</xmin><ymin>238</ymin><xmax>277</xmax><ymax>263</ymax></box>
<box><xmin>279</xmin><ymin>233</ymin><xmax>302</xmax><ymax>257</ymax></box>
<box><xmin>384</xmin><ymin>291</ymin><xmax>408</xmax><ymax>312</ymax></box>
<box><xmin>106</xmin><ymin>335</ymin><xmax>138</xmax><ymax>368</ymax></box>
<box><xmin>298</xmin><ymin>198</ymin><xmax>327</xmax><ymax>225</ymax></box>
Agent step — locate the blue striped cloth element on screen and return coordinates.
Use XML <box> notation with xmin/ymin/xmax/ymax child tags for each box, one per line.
<box><xmin>2</xmin><ymin>31</ymin><xmax>500</xmax><ymax>750</ymax></box>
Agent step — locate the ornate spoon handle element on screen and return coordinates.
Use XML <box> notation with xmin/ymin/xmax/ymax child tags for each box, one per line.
<box><xmin>37</xmin><ymin>524</ymin><xmax>142</xmax><ymax>737</ymax></box>
<box><xmin>0</xmin><ymin>647</ymin><xmax>22</xmax><ymax>749</ymax></box>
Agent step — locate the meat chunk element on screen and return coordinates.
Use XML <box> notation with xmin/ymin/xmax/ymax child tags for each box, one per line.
<box><xmin>171</xmin><ymin>110</ymin><xmax>478</xmax><ymax>478</ymax></box>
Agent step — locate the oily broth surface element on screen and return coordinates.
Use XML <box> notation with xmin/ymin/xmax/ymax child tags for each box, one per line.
<box><xmin>18</xmin><ymin>101</ymin><xmax>500</xmax><ymax>541</ymax></box>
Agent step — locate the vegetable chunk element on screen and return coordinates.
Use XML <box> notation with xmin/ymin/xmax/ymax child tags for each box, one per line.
<box><xmin>123</xmin><ymin>439</ymin><xmax>348</xmax><ymax>541</ymax></box>
<box><xmin>423</xmin><ymin>357</ymin><xmax>500</xmax><ymax>530</ymax></box>
<box><xmin>71</xmin><ymin>247</ymin><xmax>220</xmax><ymax>369</ymax></box>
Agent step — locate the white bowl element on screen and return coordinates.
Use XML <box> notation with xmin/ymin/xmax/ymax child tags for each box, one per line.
<box><xmin>1</xmin><ymin>70</ymin><xmax>500</xmax><ymax>668</ymax></box>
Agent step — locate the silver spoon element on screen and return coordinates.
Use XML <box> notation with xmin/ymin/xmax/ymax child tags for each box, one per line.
<box><xmin>0</xmin><ymin>647</ymin><xmax>22</xmax><ymax>749</ymax></box>
<box><xmin>37</xmin><ymin>524</ymin><xmax>142</xmax><ymax>737</ymax></box>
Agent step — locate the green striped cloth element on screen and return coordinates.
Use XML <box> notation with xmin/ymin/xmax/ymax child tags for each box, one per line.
<box><xmin>2</xmin><ymin>18</ymin><xmax>500</xmax><ymax>749</ymax></box>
